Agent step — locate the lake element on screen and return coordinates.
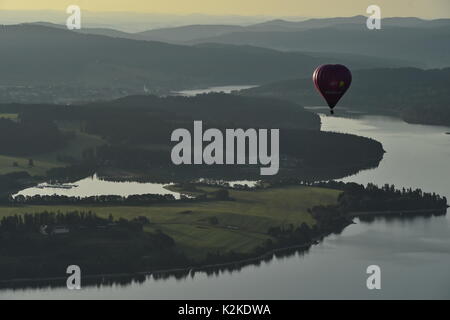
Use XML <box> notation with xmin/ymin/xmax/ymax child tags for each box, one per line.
<box><xmin>12</xmin><ymin>174</ymin><xmax>259</xmax><ymax>199</ymax></box>
<box><xmin>174</xmin><ymin>85</ymin><xmax>257</xmax><ymax>97</ymax></box>
<box><xmin>13</xmin><ymin>174</ymin><xmax>182</xmax><ymax>200</ymax></box>
<box><xmin>1</xmin><ymin>112</ymin><xmax>450</xmax><ymax>300</ymax></box>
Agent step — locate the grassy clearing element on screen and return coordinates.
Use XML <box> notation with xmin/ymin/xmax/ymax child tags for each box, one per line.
<box><xmin>0</xmin><ymin>154</ymin><xmax>60</xmax><ymax>176</ymax></box>
<box><xmin>0</xmin><ymin>186</ymin><xmax>341</xmax><ymax>260</ymax></box>
<box><xmin>0</xmin><ymin>113</ymin><xmax>18</xmax><ymax>120</ymax></box>
<box><xmin>0</xmin><ymin>130</ymin><xmax>105</xmax><ymax>176</ymax></box>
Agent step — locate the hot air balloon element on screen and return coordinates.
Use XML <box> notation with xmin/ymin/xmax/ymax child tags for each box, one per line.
<box><xmin>313</xmin><ymin>64</ymin><xmax>352</xmax><ymax>114</ymax></box>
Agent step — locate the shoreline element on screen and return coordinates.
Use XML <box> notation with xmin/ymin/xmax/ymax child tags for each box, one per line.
<box><xmin>0</xmin><ymin>206</ymin><xmax>446</xmax><ymax>290</ymax></box>
<box><xmin>0</xmin><ymin>222</ymin><xmax>351</xmax><ymax>289</ymax></box>
<box><xmin>347</xmin><ymin>207</ymin><xmax>448</xmax><ymax>217</ymax></box>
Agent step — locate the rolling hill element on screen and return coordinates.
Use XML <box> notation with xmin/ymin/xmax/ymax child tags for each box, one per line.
<box><xmin>239</xmin><ymin>67</ymin><xmax>450</xmax><ymax>126</ymax></box>
<box><xmin>190</xmin><ymin>25</ymin><xmax>450</xmax><ymax>68</ymax></box>
<box><xmin>0</xmin><ymin>24</ymin><xmax>406</xmax><ymax>92</ymax></box>
<box><xmin>61</xmin><ymin>15</ymin><xmax>450</xmax><ymax>68</ymax></box>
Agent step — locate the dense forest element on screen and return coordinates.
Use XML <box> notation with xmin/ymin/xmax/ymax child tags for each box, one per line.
<box><xmin>269</xmin><ymin>179</ymin><xmax>448</xmax><ymax>213</ymax></box>
<box><xmin>0</xmin><ymin>118</ymin><xmax>67</xmax><ymax>156</ymax></box>
<box><xmin>8</xmin><ymin>186</ymin><xmax>230</xmax><ymax>206</ymax></box>
<box><xmin>4</xmin><ymin>93</ymin><xmax>320</xmax><ymax>131</ymax></box>
<box><xmin>311</xmin><ymin>181</ymin><xmax>448</xmax><ymax>215</ymax></box>
<box><xmin>0</xmin><ymin>211</ymin><xmax>187</xmax><ymax>281</ymax></box>
<box><xmin>0</xmin><ymin>93</ymin><xmax>384</xmax><ymax>181</ymax></box>
<box><xmin>334</xmin><ymin>181</ymin><xmax>448</xmax><ymax>212</ymax></box>
<box><xmin>240</xmin><ymin>68</ymin><xmax>450</xmax><ymax>126</ymax></box>
<box><xmin>9</xmin><ymin>193</ymin><xmax>178</xmax><ymax>206</ymax></box>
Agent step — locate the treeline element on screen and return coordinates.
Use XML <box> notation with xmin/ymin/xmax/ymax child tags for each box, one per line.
<box><xmin>7</xmin><ymin>187</ymin><xmax>231</xmax><ymax>206</ymax></box>
<box><xmin>316</xmin><ymin>180</ymin><xmax>448</xmax><ymax>212</ymax></box>
<box><xmin>10</xmin><ymin>193</ymin><xmax>178</xmax><ymax>206</ymax></box>
<box><xmin>0</xmin><ymin>211</ymin><xmax>148</xmax><ymax>233</ymax></box>
<box><xmin>269</xmin><ymin>179</ymin><xmax>448</xmax><ymax>212</ymax></box>
<box><xmin>16</xmin><ymin>179</ymin><xmax>442</xmax><ymax>214</ymax></box>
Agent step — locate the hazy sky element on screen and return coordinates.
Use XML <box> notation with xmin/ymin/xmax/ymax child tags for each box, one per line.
<box><xmin>1</xmin><ymin>0</ymin><xmax>450</xmax><ymax>18</ymax></box>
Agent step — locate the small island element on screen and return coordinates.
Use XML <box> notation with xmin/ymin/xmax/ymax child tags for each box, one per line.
<box><xmin>0</xmin><ymin>180</ymin><xmax>447</xmax><ymax>286</ymax></box>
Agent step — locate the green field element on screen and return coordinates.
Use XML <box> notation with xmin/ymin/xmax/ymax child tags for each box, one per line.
<box><xmin>0</xmin><ymin>186</ymin><xmax>341</xmax><ymax>260</ymax></box>
<box><xmin>0</xmin><ymin>113</ymin><xmax>18</xmax><ymax>120</ymax></box>
<box><xmin>0</xmin><ymin>154</ymin><xmax>61</xmax><ymax>176</ymax></box>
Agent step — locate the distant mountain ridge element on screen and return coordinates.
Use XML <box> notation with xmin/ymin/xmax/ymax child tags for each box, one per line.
<box><xmin>28</xmin><ymin>15</ymin><xmax>450</xmax><ymax>43</ymax></box>
<box><xmin>135</xmin><ymin>24</ymin><xmax>245</xmax><ymax>43</ymax></box>
<box><xmin>187</xmin><ymin>24</ymin><xmax>450</xmax><ymax>68</ymax></box>
<box><xmin>25</xmin><ymin>15</ymin><xmax>450</xmax><ymax>68</ymax></box>
<box><xmin>0</xmin><ymin>23</ymin><xmax>406</xmax><ymax>94</ymax></box>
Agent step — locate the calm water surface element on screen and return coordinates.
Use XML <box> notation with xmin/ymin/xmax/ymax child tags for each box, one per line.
<box><xmin>2</xmin><ymin>113</ymin><xmax>450</xmax><ymax>300</ymax></box>
<box><xmin>13</xmin><ymin>175</ymin><xmax>259</xmax><ymax>199</ymax></box>
<box><xmin>14</xmin><ymin>174</ymin><xmax>182</xmax><ymax>199</ymax></box>
<box><xmin>174</xmin><ymin>85</ymin><xmax>257</xmax><ymax>96</ymax></box>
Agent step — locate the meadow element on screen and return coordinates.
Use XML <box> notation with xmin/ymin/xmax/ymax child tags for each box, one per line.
<box><xmin>0</xmin><ymin>113</ymin><xmax>18</xmax><ymax>120</ymax></box>
<box><xmin>0</xmin><ymin>186</ymin><xmax>341</xmax><ymax>261</ymax></box>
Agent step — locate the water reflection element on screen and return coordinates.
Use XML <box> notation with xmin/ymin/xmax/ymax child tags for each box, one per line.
<box><xmin>0</xmin><ymin>237</ymin><xmax>319</xmax><ymax>292</ymax></box>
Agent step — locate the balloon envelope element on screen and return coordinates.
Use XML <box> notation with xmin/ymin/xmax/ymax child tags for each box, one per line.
<box><xmin>312</xmin><ymin>64</ymin><xmax>352</xmax><ymax>112</ymax></box>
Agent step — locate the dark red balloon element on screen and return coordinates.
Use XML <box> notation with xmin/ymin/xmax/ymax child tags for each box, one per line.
<box><xmin>313</xmin><ymin>64</ymin><xmax>352</xmax><ymax>114</ymax></box>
